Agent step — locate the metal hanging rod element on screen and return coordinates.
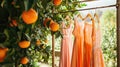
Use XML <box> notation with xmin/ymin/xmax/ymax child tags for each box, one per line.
<box><xmin>70</xmin><ymin>0</ymin><xmax>99</xmax><ymax>4</ymax></box>
<box><xmin>54</xmin><ymin>4</ymin><xmax>117</xmax><ymax>14</ymax></box>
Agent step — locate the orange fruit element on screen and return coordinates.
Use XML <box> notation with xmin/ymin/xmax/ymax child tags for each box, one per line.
<box><xmin>49</xmin><ymin>20</ymin><xmax>55</xmax><ymax>26</ymax></box>
<box><xmin>10</xmin><ymin>20</ymin><xmax>18</xmax><ymax>27</ymax></box>
<box><xmin>21</xmin><ymin>8</ymin><xmax>38</xmax><ymax>24</ymax></box>
<box><xmin>43</xmin><ymin>18</ymin><xmax>51</xmax><ymax>26</ymax></box>
<box><xmin>0</xmin><ymin>59</ymin><xmax>4</xmax><ymax>62</ymax></box>
<box><xmin>53</xmin><ymin>0</ymin><xmax>62</xmax><ymax>6</ymax></box>
<box><xmin>43</xmin><ymin>18</ymin><xmax>54</xmax><ymax>27</ymax></box>
<box><xmin>50</xmin><ymin>22</ymin><xmax>59</xmax><ymax>32</ymax></box>
<box><xmin>36</xmin><ymin>39</ymin><xmax>41</xmax><ymax>46</ymax></box>
<box><xmin>20</xmin><ymin>57</ymin><xmax>29</xmax><ymax>65</ymax></box>
<box><xmin>12</xmin><ymin>20</ymin><xmax>17</xmax><ymax>26</ymax></box>
<box><xmin>18</xmin><ymin>41</ymin><xmax>30</xmax><ymax>48</ymax></box>
<box><xmin>0</xmin><ymin>48</ymin><xmax>8</xmax><ymax>62</ymax></box>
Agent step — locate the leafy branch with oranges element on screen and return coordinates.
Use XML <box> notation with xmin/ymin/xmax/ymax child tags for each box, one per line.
<box><xmin>0</xmin><ymin>0</ymin><xmax>86</xmax><ymax>66</ymax></box>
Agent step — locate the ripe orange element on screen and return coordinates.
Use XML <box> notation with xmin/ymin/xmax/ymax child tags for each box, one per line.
<box><xmin>53</xmin><ymin>0</ymin><xmax>62</xmax><ymax>6</ymax></box>
<box><xmin>43</xmin><ymin>18</ymin><xmax>54</xmax><ymax>27</ymax></box>
<box><xmin>43</xmin><ymin>18</ymin><xmax>51</xmax><ymax>26</ymax></box>
<box><xmin>12</xmin><ymin>20</ymin><xmax>17</xmax><ymax>26</ymax></box>
<box><xmin>21</xmin><ymin>8</ymin><xmax>38</xmax><ymax>24</ymax></box>
<box><xmin>20</xmin><ymin>57</ymin><xmax>29</xmax><ymax>65</ymax></box>
<box><xmin>0</xmin><ymin>48</ymin><xmax>8</xmax><ymax>62</ymax></box>
<box><xmin>10</xmin><ymin>20</ymin><xmax>17</xmax><ymax>27</ymax></box>
<box><xmin>50</xmin><ymin>22</ymin><xmax>59</xmax><ymax>32</ymax></box>
<box><xmin>0</xmin><ymin>59</ymin><xmax>4</xmax><ymax>62</ymax></box>
<box><xmin>18</xmin><ymin>41</ymin><xmax>30</xmax><ymax>48</ymax></box>
<box><xmin>36</xmin><ymin>39</ymin><xmax>41</xmax><ymax>46</ymax></box>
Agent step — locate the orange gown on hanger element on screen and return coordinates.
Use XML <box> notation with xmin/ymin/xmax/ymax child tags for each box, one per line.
<box><xmin>59</xmin><ymin>22</ymin><xmax>73</xmax><ymax>67</ymax></box>
<box><xmin>71</xmin><ymin>17</ymin><xmax>84</xmax><ymax>67</ymax></box>
<box><xmin>92</xmin><ymin>14</ymin><xmax>105</xmax><ymax>67</ymax></box>
<box><xmin>84</xmin><ymin>20</ymin><xmax>93</xmax><ymax>67</ymax></box>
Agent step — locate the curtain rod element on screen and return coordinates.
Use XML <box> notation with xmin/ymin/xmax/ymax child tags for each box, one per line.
<box><xmin>54</xmin><ymin>4</ymin><xmax>117</xmax><ymax>14</ymax></box>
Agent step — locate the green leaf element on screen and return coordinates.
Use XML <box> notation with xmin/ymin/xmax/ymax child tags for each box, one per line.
<box><xmin>0</xmin><ymin>33</ymin><xmax>7</xmax><ymax>43</ymax></box>
<box><xmin>0</xmin><ymin>0</ymin><xmax>3</xmax><ymax>5</ymax></box>
<box><xmin>41</xmin><ymin>0</ymin><xmax>51</xmax><ymax>9</ymax></box>
<box><xmin>41</xmin><ymin>0</ymin><xmax>47</xmax><ymax>9</ymax></box>
<box><xmin>0</xmin><ymin>7</ymin><xmax>9</xmax><ymax>24</ymax></box>
<box><xmin>21</xmin><ymin>33</ymin><xmax>31</xmax><ymax>41</ymax></box>
<box><xmin>28</xmin><ymin>0</ymin><xmax>35</xmax><ymax>10</ymax></box>
<box><xmin>24</xmin><ymin>0</ymin><xmax>35</xmax><ymax>11</ymax></box>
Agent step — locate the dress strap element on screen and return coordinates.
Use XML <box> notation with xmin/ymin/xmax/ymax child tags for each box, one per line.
<box><xmin>94</xmin><ymin>13</ymin><xmax>100</xmax><ymax>24</ymax></box>
<box><xmin>93</xmin><ymin>13</ymin><xmax>101</xmax><ymax>29</ymax></box>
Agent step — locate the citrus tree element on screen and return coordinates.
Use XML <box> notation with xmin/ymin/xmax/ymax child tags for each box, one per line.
<box><xmin>0</xmin><ymin>0</ymin><xmax>86</xmax><ymax>67</ymax></box>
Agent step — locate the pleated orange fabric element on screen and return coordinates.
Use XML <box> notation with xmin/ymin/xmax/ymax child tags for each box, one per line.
<box><xmin>84</xmin><ymin>21</ymin><xmax>93</xmax><ymax>67</ymax></box>
<box><xmin>92</xmin><ymin>14</ymin><xmax>105</xmax><ymax>67</ymax></box>
<box><xmin>59</xmin><ymin>22</ymin><xmax>73</xmax><ymax>67</ymax></box>
<box><xmin>71</xmin><ymin>17</ymin><xmax>84</xmax><ymax>67</ymax></box>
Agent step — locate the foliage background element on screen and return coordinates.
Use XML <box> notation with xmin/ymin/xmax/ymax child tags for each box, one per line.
<box><xmin>101</xmin><ymin>8</ymin><xmax>117</xmax><ymax>67</ymax></box>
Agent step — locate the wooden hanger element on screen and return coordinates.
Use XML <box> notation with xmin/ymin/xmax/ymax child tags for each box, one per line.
<box><xmin>84</xmin><ymin>13</ymin><xmax>93</xmax><ymax>20</ymax></box>
<box><xmin>77</xmin><ymin>14</ymin><xmax>84</xmax><ymax>20</ymax></box>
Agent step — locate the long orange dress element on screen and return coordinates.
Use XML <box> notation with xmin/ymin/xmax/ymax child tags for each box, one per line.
<box><xmin>92</xmin><ymin>16</ymin><xmax>105</xmax><ymax>67</ymax></box>
<box><xmin>84</xmin><ymin>21</ymin><xmax>93</xmax><ymax>67</ymax></box>
<box><xmin>59</xmin><ymin>22</ymin><xmax>73</xmax><ymax>67</ymax></box>
<box><xmin>71</xmin><ymin>17</ymin><xmax>84</xmax><ymax>67</ymax></box>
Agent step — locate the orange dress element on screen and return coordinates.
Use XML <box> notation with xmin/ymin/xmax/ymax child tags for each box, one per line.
<box><xmin>84</xmin><ymin>22</ymin><xmax>93</xmax><ymax>67</ymax></box>
<box><xmin>92</xmin><ymin>19</ymin><xmax>105</xmax><ymax>67</ymax></box>
<box><xmin>59</xmin><ymin>22</ymin><xmax>73</xmax><ymax>67</ymax></box>
<box><xmin>71</xmin><ymin>17</ymin><xmax>84</xmax><ymax>67</ymax></box>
